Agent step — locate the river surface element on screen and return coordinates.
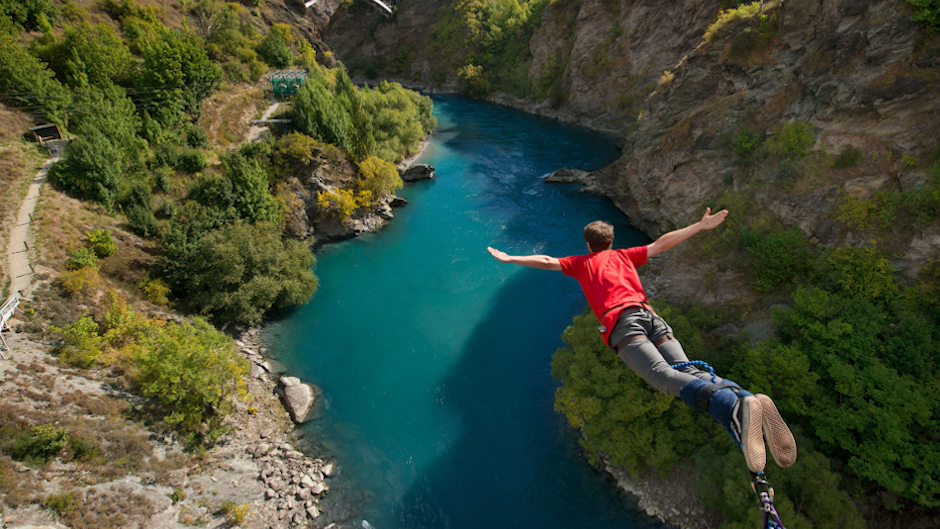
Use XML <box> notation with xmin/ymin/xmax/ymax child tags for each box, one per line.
<box><xmin>263</xmin><ymin>95</ymin><xmax>666</xmax><ymax>529</ymax></box>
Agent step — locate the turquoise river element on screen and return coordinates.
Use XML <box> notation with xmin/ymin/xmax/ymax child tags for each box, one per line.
<box><xmin>263</xmin><ymin>95</ymin><xmax>667</xmax><ymax>529</ymax></box>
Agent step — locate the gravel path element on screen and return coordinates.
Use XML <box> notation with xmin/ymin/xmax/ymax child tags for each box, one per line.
<box><xmin>5</xmin><ymin>155</ymin><xmax>56</xmax><ymax>298</ymax></box>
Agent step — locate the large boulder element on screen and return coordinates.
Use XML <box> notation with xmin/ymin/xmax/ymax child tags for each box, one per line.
<box><xmin>400</xmin><ymin>164</ymin><xmax>435</xmax><ymax>182</ymax></box>
<box><xmin>275</xmin><ymin>376</ymin><xmax>322</xmax><ymax>424</ymax></box>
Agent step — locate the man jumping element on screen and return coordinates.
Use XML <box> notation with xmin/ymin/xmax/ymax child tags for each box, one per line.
<box><xmin>487</xmin><ymin>208</ymin><xmax>796</xmax><ymax>473</ymax></box>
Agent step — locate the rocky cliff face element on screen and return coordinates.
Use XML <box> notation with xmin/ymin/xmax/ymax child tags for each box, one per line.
<box><xmin>598</xmin><ymin>0</ymin><xmax>939</xmax><ymax>237</ymax></box>
<box><xmin>322</xmin><ymin>0</ymin><xmax>723</xmax><ymax>133</ymax></box>
<box><xmin>322</xmin><ymin>0</ymin><xmax>939</xmax><ymax>280</ymax></box>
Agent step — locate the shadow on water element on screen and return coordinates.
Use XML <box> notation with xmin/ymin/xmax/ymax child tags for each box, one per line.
<box><xmin>390</xmin><ymin>269</ymin><xmax>664</xmax><ymax>529</ymax></box>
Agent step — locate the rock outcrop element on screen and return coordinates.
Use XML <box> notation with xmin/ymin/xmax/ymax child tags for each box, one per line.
<box><xmin>275</xmin><ymin>376</ymin><xmax>322</xmax><ymax>424</ymax></box>
<box><xmin>401</xmin><ymin>163</ymin><xmax>435</xmax><ymax>182</ymax></box>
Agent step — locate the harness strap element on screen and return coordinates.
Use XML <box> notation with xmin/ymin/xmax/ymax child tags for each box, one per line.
<box><xmin>671</xmin><ymin>360</ymin><xmax>718</xmax><ymax>383</ymax></box>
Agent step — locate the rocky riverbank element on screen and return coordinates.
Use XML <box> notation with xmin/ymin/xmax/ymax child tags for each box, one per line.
<box><xmin>0</xmin><ymin>319</ymin><xmax>336</xmax><ymax>529</ymax></box>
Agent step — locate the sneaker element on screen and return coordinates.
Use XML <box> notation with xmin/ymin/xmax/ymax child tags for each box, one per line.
<box><xmin>730</xmin><ymin>395</ymin><xmax>766</xmax><ymax>473</ymax></box>
<box><xmin>755</xmin><ymin>393</ymin><xmax>797</xmax><ymax>468</ymax></box>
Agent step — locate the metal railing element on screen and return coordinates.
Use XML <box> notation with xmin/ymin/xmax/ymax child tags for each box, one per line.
<box><xmin>0</xmin><ymin>293</ymin><xmax>23</xmax><ymax>358</ymax></box>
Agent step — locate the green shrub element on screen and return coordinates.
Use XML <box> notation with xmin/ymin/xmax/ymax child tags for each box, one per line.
<box><xmin>740</xmin><ymin>226</ymin><xmax>813</xmax><ymax>291</ymax></box>
<box><xmin>86</xmin><ymin>229</ymin><xmax>117</xmax><ymax>258</ymax></box>
<box><xmin>52</xmin><ymin>297</ymin><xmax>251</xmax><ymax>446</ymax></box>
<box><xmin>67</xmin><ymin>434</ymin><xmax>103</xmax><ymax>462</ymax></box>
<box><xmin>830</xmin><ymin>145</ymin><xmax>864</xmax><ymax>169</ymax></box>
<box><xmin>53</xmin><ymin>313</ymin><xmax>103</xmax><ymax>367</ymax></box>
<box><xmin>129</xmin><ymin>317</ymin><xmax>248</xmax><ymax>444</ymax></box>
<box><xmin>357</xmin><ymin>156</ymin><xmax>402</xmax><ymax>201</ymax></box>
<box><xmin>732</xmin><ymin>128</ymin><xmax>761</xmax><ymax>160</ymax></box>
<box><xmin>55</xmin><ymin>267</ymin><xmax>102</xmax><ymax>298</ymax></box>
<box><xmin>43</xmin><ymin>490</ymin><xmax>80</xmax><ymax>515</ymax></box>
<box><xmin>185</xmin><ymin>124</ymin><xmax>209</xmax><ymax>149</ymax></box>
<box><xmin>909</xmin><ymin>0</ymin><xmax>940</xmax><ymax>32</ymax></box>
<box><xmin>5</xmin><ymin>425</ymin><xmax>70</xmax><ymax>465</ymax></box>
<box><xmin>125</xmin><ymin>204</ymin><xmax>159</xmax><ymax>238</ymax></box>
<box><xmin>141</xmin><ymin>278</ymin><xmax>171</xmax><ymax>305</ymax></box>
<box><xmin>65</xmin><ymin>247</ymin><xmax>99</xmax><ymax>270</ymax></box>
<box><xmin>219</xmin><ymin>500</ymin><xmax>251</xmax><ymax>524</ymax></box>
<box><xmin>256</xmin><ymin>27</ymin><xmax>292</xmax><ymax>68</ymax></box>
<box><xmin>162</xmin><ymin>222</ymin><xmax>318</xmax><ymax>326</ymax></box>
<box><xmin>175</xmin><ymin>148</ymin><xmax>208</xmax><ymax>173</ymax></box>
<box><xmin>767</xmin><ymin>120</ymin><xmax>815</xmax><ymax>159</ymax></box>
<box><xmin>826</xmin><ymin>247</ymin><xmax>898</xmax><ymax>302</ymax></box>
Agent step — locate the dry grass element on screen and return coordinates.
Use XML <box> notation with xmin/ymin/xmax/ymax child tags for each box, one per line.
<box><xmin>32</xmin><ymin>190</ymin><xmax>111</xmax><ymax>270</ymax></box>
<box><xmin>198</xmin><ymin>84</ymin><xmax>268</xmax><ymax>149</ymax></box>
<box><xmin>50</xmin><ymin>486</ymin><xmax>155</xmax><ymax>529</ymax></box>
<box><xmin>30</xmin><ymin>187</ymin><xmax>160</xmax><ymax>316</ymax></box>
<box><xmin>61</xmin><ymin>391</ymin><xmax>131</xmax><ymax>418</ymax></box>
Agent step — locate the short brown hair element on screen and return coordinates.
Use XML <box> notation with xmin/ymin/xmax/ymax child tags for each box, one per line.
<box><xmin>584</xmin><ymin>221</ymin><xmax>613</xmax><ymax>252</ymax></box>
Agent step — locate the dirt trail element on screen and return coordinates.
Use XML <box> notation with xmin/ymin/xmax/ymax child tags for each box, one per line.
<box><xmin>5</xmin><ymin>155</ymin><xmax>57</xmax><ymax>298</ymax></box>
<box><xmin>245</xmin><ymin>102</ymin><xmax>281</xmax><ymax>143</ymax></box>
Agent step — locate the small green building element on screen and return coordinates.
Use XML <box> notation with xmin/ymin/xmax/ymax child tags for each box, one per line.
<box><xmin>271</xmin><ymin>70</ymin><xmax>308</xmax><ymax>97</ymax></box>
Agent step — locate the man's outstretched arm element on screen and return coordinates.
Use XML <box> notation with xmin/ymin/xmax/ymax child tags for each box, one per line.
<box><xmin>487</xmin><ymin>247</ymin><xmax>562</xmax><ymax>271</ymax></box>
<box><xmin>646</xmin><ymin>207</ymin><xmax>729</xmax><ymax>257</ymax></box>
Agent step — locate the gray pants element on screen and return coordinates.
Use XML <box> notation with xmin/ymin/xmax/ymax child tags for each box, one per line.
<box><xmin>610</xmin><ymin>307</ymin><xmax>720</xmax><ymax>397</ymax></box>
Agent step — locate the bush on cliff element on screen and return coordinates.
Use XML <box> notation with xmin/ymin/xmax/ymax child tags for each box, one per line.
<box><xmin>52</xmin><ymin>293</ymin><xmax>249</xmax><ymax>445</ymax></box>
<box><xmin>161</xmin><ymin>222</ymin><xmax>318</xmax><ymax>327</ymax></box>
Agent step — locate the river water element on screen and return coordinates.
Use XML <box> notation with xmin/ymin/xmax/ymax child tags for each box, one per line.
<box><xmin>263</xmin><ymin>95</ymin><xmax>666</xmax><ymax>529</ymax></box>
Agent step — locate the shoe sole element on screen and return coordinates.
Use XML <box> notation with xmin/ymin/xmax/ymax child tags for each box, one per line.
<box><xmin>738</xmin><ymin>396</ymin><xmax>766</xmax><ymax>473</ymax></box>
<box><xmin>755</xmin><ymin>393</ymin><xmax>797</xmax><ymax>468</ymax></box>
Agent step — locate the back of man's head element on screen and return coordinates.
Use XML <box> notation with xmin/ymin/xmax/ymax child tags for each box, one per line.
<box><xmin>584</xmin><ymin>221</ymin><xmax>613</xmax><ymax>252</ymax></box>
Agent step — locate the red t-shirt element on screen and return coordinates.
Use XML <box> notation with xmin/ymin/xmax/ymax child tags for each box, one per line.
<box><xmin>558</xmin><ymin>246</ymin><xmax>649</xmax><ymax>345</ymax></box>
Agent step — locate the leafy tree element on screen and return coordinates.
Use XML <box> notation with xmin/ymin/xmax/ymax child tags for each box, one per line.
<box><xmin>256</xmin><ymin>26</ymin><xmax>292</xmax><ymax>68</ymax></box>
<box><xmin>128</xmin><ymin>317</ymin><xmax>248</xmax><ymax>444</ymax></box>
<box><xmin>291</xmin><ymin>68</ymin><xmax>434</xmax><ymax>163</ymax></box>
<box><xmin>51</xmin><ymin>83</ymin><xmax>148</xmax><ymax>211</ymax></box>
<box><xmin>359</xmin><ymin>80</ymin><xmax>435</xmax><ymax>162</ymax></box>
<box><xmin>292</xmin><ymin>69</ymin><xmax>352</xmax><ymax>149</ymax></box>
<box><xmin>38</xmin><ymin>23</ymin><xmax>136</xmax><ymax>88</ymax></box>
<box><xmin>50</xmin><ymin>127</ymin><xmax>124</xmax><ymax>210</ymax></box>
<box><xmin>357</xmin><ymin>156</ymin><xmax>402</xmax><ymax>200</ymax></box>
<box><xmin>0</xmin><ymin>31</ymin><xmax>70</xmax><ymax>123</ymax></box>
<box><xmin>0</xmin><ymin>0</ymin><xmax>58</xmax><ymax>30</ymax></box>
<box><xmin>139</xmin><ymin>28</ymin><xmax>222</xmax><ymax>121</ymax></box>
<box><xmin>165</xmin><ymin>222</ymin><xmax>317</xmax><ymax>326</ymax></box>
<box><xmin>219</xmin><ymin>150</ymin><xmax>282</xmax><ymax>224</ymax></box>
